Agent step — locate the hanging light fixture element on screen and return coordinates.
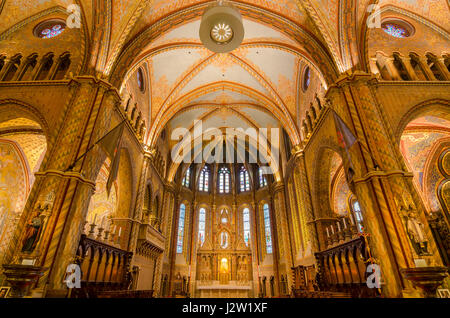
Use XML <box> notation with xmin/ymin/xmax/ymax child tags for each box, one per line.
<box><xmin>199</xmin><ymin>0</ymin><xmax>244</xmax><ymax>53</ymax></box>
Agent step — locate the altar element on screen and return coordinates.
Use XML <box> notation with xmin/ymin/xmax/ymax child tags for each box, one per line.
<box><xmin>196</xmin><ymin>281</ymin><xmax>254</xmax><ymax>298</ymax></box>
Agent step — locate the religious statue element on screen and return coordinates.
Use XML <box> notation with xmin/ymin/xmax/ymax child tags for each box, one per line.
<box><xmin>21</xmin><ymin>205</ymin><xmax>47</xmax><ymax>253</ymax></box>
<box><xmin>406</xmin><ymin>211</ymin><xmax>429</xmax><ymax>256</ymax></box>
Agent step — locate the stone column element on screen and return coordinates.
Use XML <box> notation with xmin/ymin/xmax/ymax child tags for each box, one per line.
<box><xmin>167</xmin><ymin>185</ymin><xmax>179</xmax><ymax>295</ymax></box>
<box><xmin>435</xmin><ymin>57</ymin><xmax>450</xmax><ymax>80</ymax></box>
<box><xmin>396</xmin><ymin>56</ymin><xmax>419</xmax><ymax>81</ymax></box>
<box><xmin>3</xmin><ymin>77</ymin><xmax>122</xmax><ymax>297</ymax></box>
<box><xmin>327</xmin><ymin>71</ymin><xmax>444</xmax><ymax>297</ymax></box>
<box><xmin>128</xmin><ymin>151</ymin><xmax>151</xmax><ymax>265</ymax></box>
<box><xmin>416</xmin><ymin>57</ymin><xmax>437</xmax><ymax>81</ymax></box>
<box><xmin>376</xmin><ymin>53</ymin><xmax>402</xmax><ymax>81</ymax></box>
<box><xmin>271</xmin><ymin>182</ymin><xmax>292</xmax><ymax>296</ymax></box>
<box><xmin>292</xmin><ymin>148</ymin><xmax>320</xmax><ymax>253</ymax></box>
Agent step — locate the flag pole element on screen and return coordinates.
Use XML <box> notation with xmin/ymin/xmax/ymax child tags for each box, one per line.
<box><xmin>355</xmin><ymin>139</ymin><xmax>380</xmax><ymax>170</ymax></box>
<box><xmin>65</xmin><ymin>119</ymin><xmax>127</xmax><ymax>172</ymax></box>
<box><xmin>330</xmin><ymin>108</ymin><xmax>380</xmax><ymax>170</ymax></box>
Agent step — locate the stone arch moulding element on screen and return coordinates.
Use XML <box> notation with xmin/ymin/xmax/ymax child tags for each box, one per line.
<box><xmin>361</xmin><ymin>5</ymin><xmax>450</xmax><ymax>73</ymax></box>
<box><xmin>0</xmin><ymin>6</ymin><xmax>88</xmax><ymax>75</ymax></box>
<box><xmin>107</xmin><ymin>1</ymin><xmax>339</xmax><ymax>89</ymax></box>
<box><xmin>394</xmin><ymin>99</ymin><xmax>450</xmax><ymax>145</ymax></box>
<box><xmin>0</xmin><ymin>99</ymin><xmax>50</xmax><ymax>137</ymax></box>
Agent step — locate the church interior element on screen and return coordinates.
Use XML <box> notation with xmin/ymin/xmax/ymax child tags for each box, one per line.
<box><xmin>0</xmin><ymin>0</ymin><xmax>449</xmax><ymax>299</ymax></box>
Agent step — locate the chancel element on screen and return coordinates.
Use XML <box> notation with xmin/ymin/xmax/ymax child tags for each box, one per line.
<box><xmin>0</xmin><ymin>0</ymin><xmax>449</xmax><ymax>299</ymax></box>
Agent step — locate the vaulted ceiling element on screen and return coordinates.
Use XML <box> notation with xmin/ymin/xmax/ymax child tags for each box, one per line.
<box><xmin>1</xmin><ymin>0</ymin><xmax>449</xmax><ymax>149</ymax></box>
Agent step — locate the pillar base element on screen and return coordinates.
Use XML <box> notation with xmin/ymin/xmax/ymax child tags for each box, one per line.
<box><xmin>400</xmin><ymin>267</ymin><xmax>448</xmax><ymax>298</ymax></box>
<box><xmin>2</xmin><ymin>264</ymin><xmax>47</xmax><ymax>298</ymax></box>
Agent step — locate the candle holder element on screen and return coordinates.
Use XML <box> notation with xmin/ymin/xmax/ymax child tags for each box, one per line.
<box><xmin>96</xmin><ymin>227</ymin><xmax>104</xmax><ymax>241</ymax></box>
<box><xmin>88</xmin><ymin>223</ymin><xmax>97</xmax><ymax>237</ymax></box>
<box><xmin>103</xmin><ymin>230</ymin><xmax>110</xmax><ymax>242</ymax></box>
<box><xmin>110</xmin><ymin>232</ymin><xmax>117</xmax><ymax>245</ymax></box>
<box><xmin>344</xmin><ymin>228</ymin><xmax>353</xmax><ymax>240</ymax></box>
<box><xmin>337</xmin><ymin>231</ymin><xmax>345</xmax><ymax>243</ymax></box>
<box><xmin>83</xmin><ymin>221</ymin><xmax>89</xmax><ymax>235</ymax></box>
<box><xmin>332</xmin><ymin>233</ymin><xmax>339</xmax><ymax>244</ymax></box>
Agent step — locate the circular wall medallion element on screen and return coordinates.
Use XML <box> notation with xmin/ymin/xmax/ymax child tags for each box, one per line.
<box><xmin>381</xmin><ymin>19</ymin><xmax>414</xmax><ymax>38</ymax></box>
<box><xmin>34</xmin><ymin>19</ymin><xmax>66</xmax><ymax>39</ymax></box>
<box><xmin>199</xmin><ymin>3</ymin><xmax>244</xmax><ymax>53</ymax></box>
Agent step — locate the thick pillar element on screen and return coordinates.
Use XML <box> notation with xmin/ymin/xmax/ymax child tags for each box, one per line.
<box><xmin>291</xmin><ymin>148</ymin><xmax>320</xmax><ymax>253</ymax></box>
<box><xmin>328</xmin><ymin>71</ymin><xmax>444</xmax><ymax>297</ymax></box>
<box><xmin>271</xmin><ymin>182</ymin><xmax>293</xmax><ymax>296</ymax></box>
<box><xmin>4</xmin><ymin>77</ymin><xmax>122</xmax><ymax>297</ymax></box>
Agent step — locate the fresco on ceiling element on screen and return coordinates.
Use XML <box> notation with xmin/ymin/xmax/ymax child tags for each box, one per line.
<box><xmin>379</xmin><ymin>0</ymin><xmax>449</xmax><ymax>29</ymax></box>
<box><xmin>86</xmin><ymin>162</ymin><xmax>117</xmax><ymax>226</ymax></box>
<box><xmin>329</xmin><ymin>152</ymin><xmax>342</xmax><ymax>185</ymax></box>
<box><xmin>143</xmin><ymin>16</ymin><xmax>305</xmax><ymax>124</ymax></box>
<box><xmin>313</xmin><ymin>0</ymin><xmax>339</xmax><ymax>41</ymax></box>
<box><xmin>406</xmin><ymin>116</ymin><xmax>450</xmax><ymax>130</ymax></box>
<box><xmin>425</xmin><ymin>158</ymin><xmax>444</xmax><ymax>213</ymax></box>
<box><xmin>0</xmin><ymin>0</ymin><xmax>73</xmax><ymax>33</ymax></box>
<box><xmin>331</xmin><ymin>167</ymin><xmax>351</xmax><ymax>216</ymax></box>
<box><xmin>0</xmin><ymin>141</ymin><xmax>28</xmax><ymax>258</ymax></box>
<box><xmin>149</xmin><ymin>0</ymin><xmax>305</xmax><ymax>25</ymax></box>
<box><xmin>400</xmin><ymin>131</ymin><xmax>449</xmax><ymax>187</ymax></box>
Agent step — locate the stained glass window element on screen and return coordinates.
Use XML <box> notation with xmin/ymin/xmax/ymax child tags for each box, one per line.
<box><xmin>198</xmin><ymin>208</ymin><xmax>206</xmax><ymax>246</ymax></box>
<box><xmin>259</xmin><ymin>167</ymin><xmax>268</xmax><ymax>188</ymax></box>
<box><xmin>137</xmin><ymin>68</ymin><xmax>145</xmax><ymax>92</ymax></box>
<box><xmin>352</xmin><ymin>200</ymin><xmax>364</xmax><ymax>233</ymax></box>
<box><xmin>176</xmin><ymin>204</ymin><xmax>186</xmax><ymax>254</ymax></box>
<box><xmin>243</xmin><ymin>208</ymin><xmax>250</xmax><ymax>246</ymax></box>
<box><xmin>382</xmin><ymin>23</ymin><xmax>409</xmax><ymax>38</ymax></box>
<box><xmin>303</xmin><ymin>66</ymin><xmax>311</xmax><ymax>91</ymax></box>
<box><xmin>221</xmin><ymin>209</ymin><xmax>228</xmax><ymax>224</ymax></box>
<box><xmin>182</xmin><ymin>167</ymin><xmax>190</xmax><ymax>188</ymax></box>
<box><xmin>218</xmin><ymin>167</ymin><xmax>230</xmax><ymax>194</ymax></box>
<box><xmin>40</xmin><ymin>24</ymin><xmax>65</xmax><ymax>39</ymax></box>
<box><xmin>239</xmin><ymin>166</ymin><xmax>250</xmax><ymax>192</ymax></box>
<box><xmin>263</xmin><ymin>204</ymin><xmax>273</xmax><ymax>254</ymax></box>
<box><xmin>199</xmin><ymin>166</ymin><xmax>209</xmax><ymax>192</ymax></box>
<box><xmin>220</xmin><ymin>231</ymin><xmax>229</xmax><ymax>249</ymax></box>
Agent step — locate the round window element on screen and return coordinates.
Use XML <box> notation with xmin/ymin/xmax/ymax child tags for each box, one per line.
<box><xmin>381</xmin><ymin>19</ymin><xmax>414</xmax><ymax>38</ymax></box>
<box><xmin>34</xmin><ymin>19</ymin><xmax>66</xmax><ymax>39</ymax></box>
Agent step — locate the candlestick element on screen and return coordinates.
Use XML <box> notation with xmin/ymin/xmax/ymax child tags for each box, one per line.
<box><xmin>103</xmin><ymin>229</ymin><xmax>110</xmax><ymax>242</ymax></box>
<box><xmin>331</xmin><ymin>225</ymin><xmax>334</xmax><ymax>234</ymax></box>
<box><xmin>118</xmin><ymin>227</ymin><xmax>122</xmax><ymax>237</ymax></box>
<box><xmin>337</xmin><ymin>221</ymin><xmax>341</xmax><ymax>232</ymax></box>
<box><xmin>326</xmin><ymin>227</ymin><xmax>330</xmax><ymax>237</ymax></box>
<box><xmin>343</xmin><ymin>218</ymin><xmax>347</xmax><ymax>229</ymax></box>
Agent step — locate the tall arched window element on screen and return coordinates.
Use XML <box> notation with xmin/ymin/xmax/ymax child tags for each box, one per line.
<box><xmin>198</xmin><ymin>208</ymin><xmax>206</xmax><ymax>246</ymax></box>
<box><xmin>239</xmin><ymin>166</ymin><xmax>250</xmax><ymax>192</ymax></box>
<box><xmin>182</xmin><ymin>167</ymin><xmax>191</xmax><ymax>188</ymax></box>
<box><xmin>199</xmin><ymin>166</ymin><xmax>209</xmax><ymax>192</ymax></box>
<box><xmin>243</xmin><ymin>208</ymin><xmax>250</xmax><ymax>246</ymax></box>
<box><xmin>351</xmin><ymin>200</ymin><xmax>364</xmax><ymax>233</ymax></box>
<box><xmin>176</xmin><ymin>204</ymin><xmax>186</xmax><ymax>253</ymax></box>
<box><xmin>218</xmin><ymin>167</ymin><xmax>230</xmax><ymax>194</ymax></box>
<box><xmin>263</xmin><ymin>204</ymin><xmax>273</xmax><ymax>254</ymax></box>
<box><xmin>259</xmin><ymin>167</ymin><xmax>268</xmax><ymax>188</ymax></box>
